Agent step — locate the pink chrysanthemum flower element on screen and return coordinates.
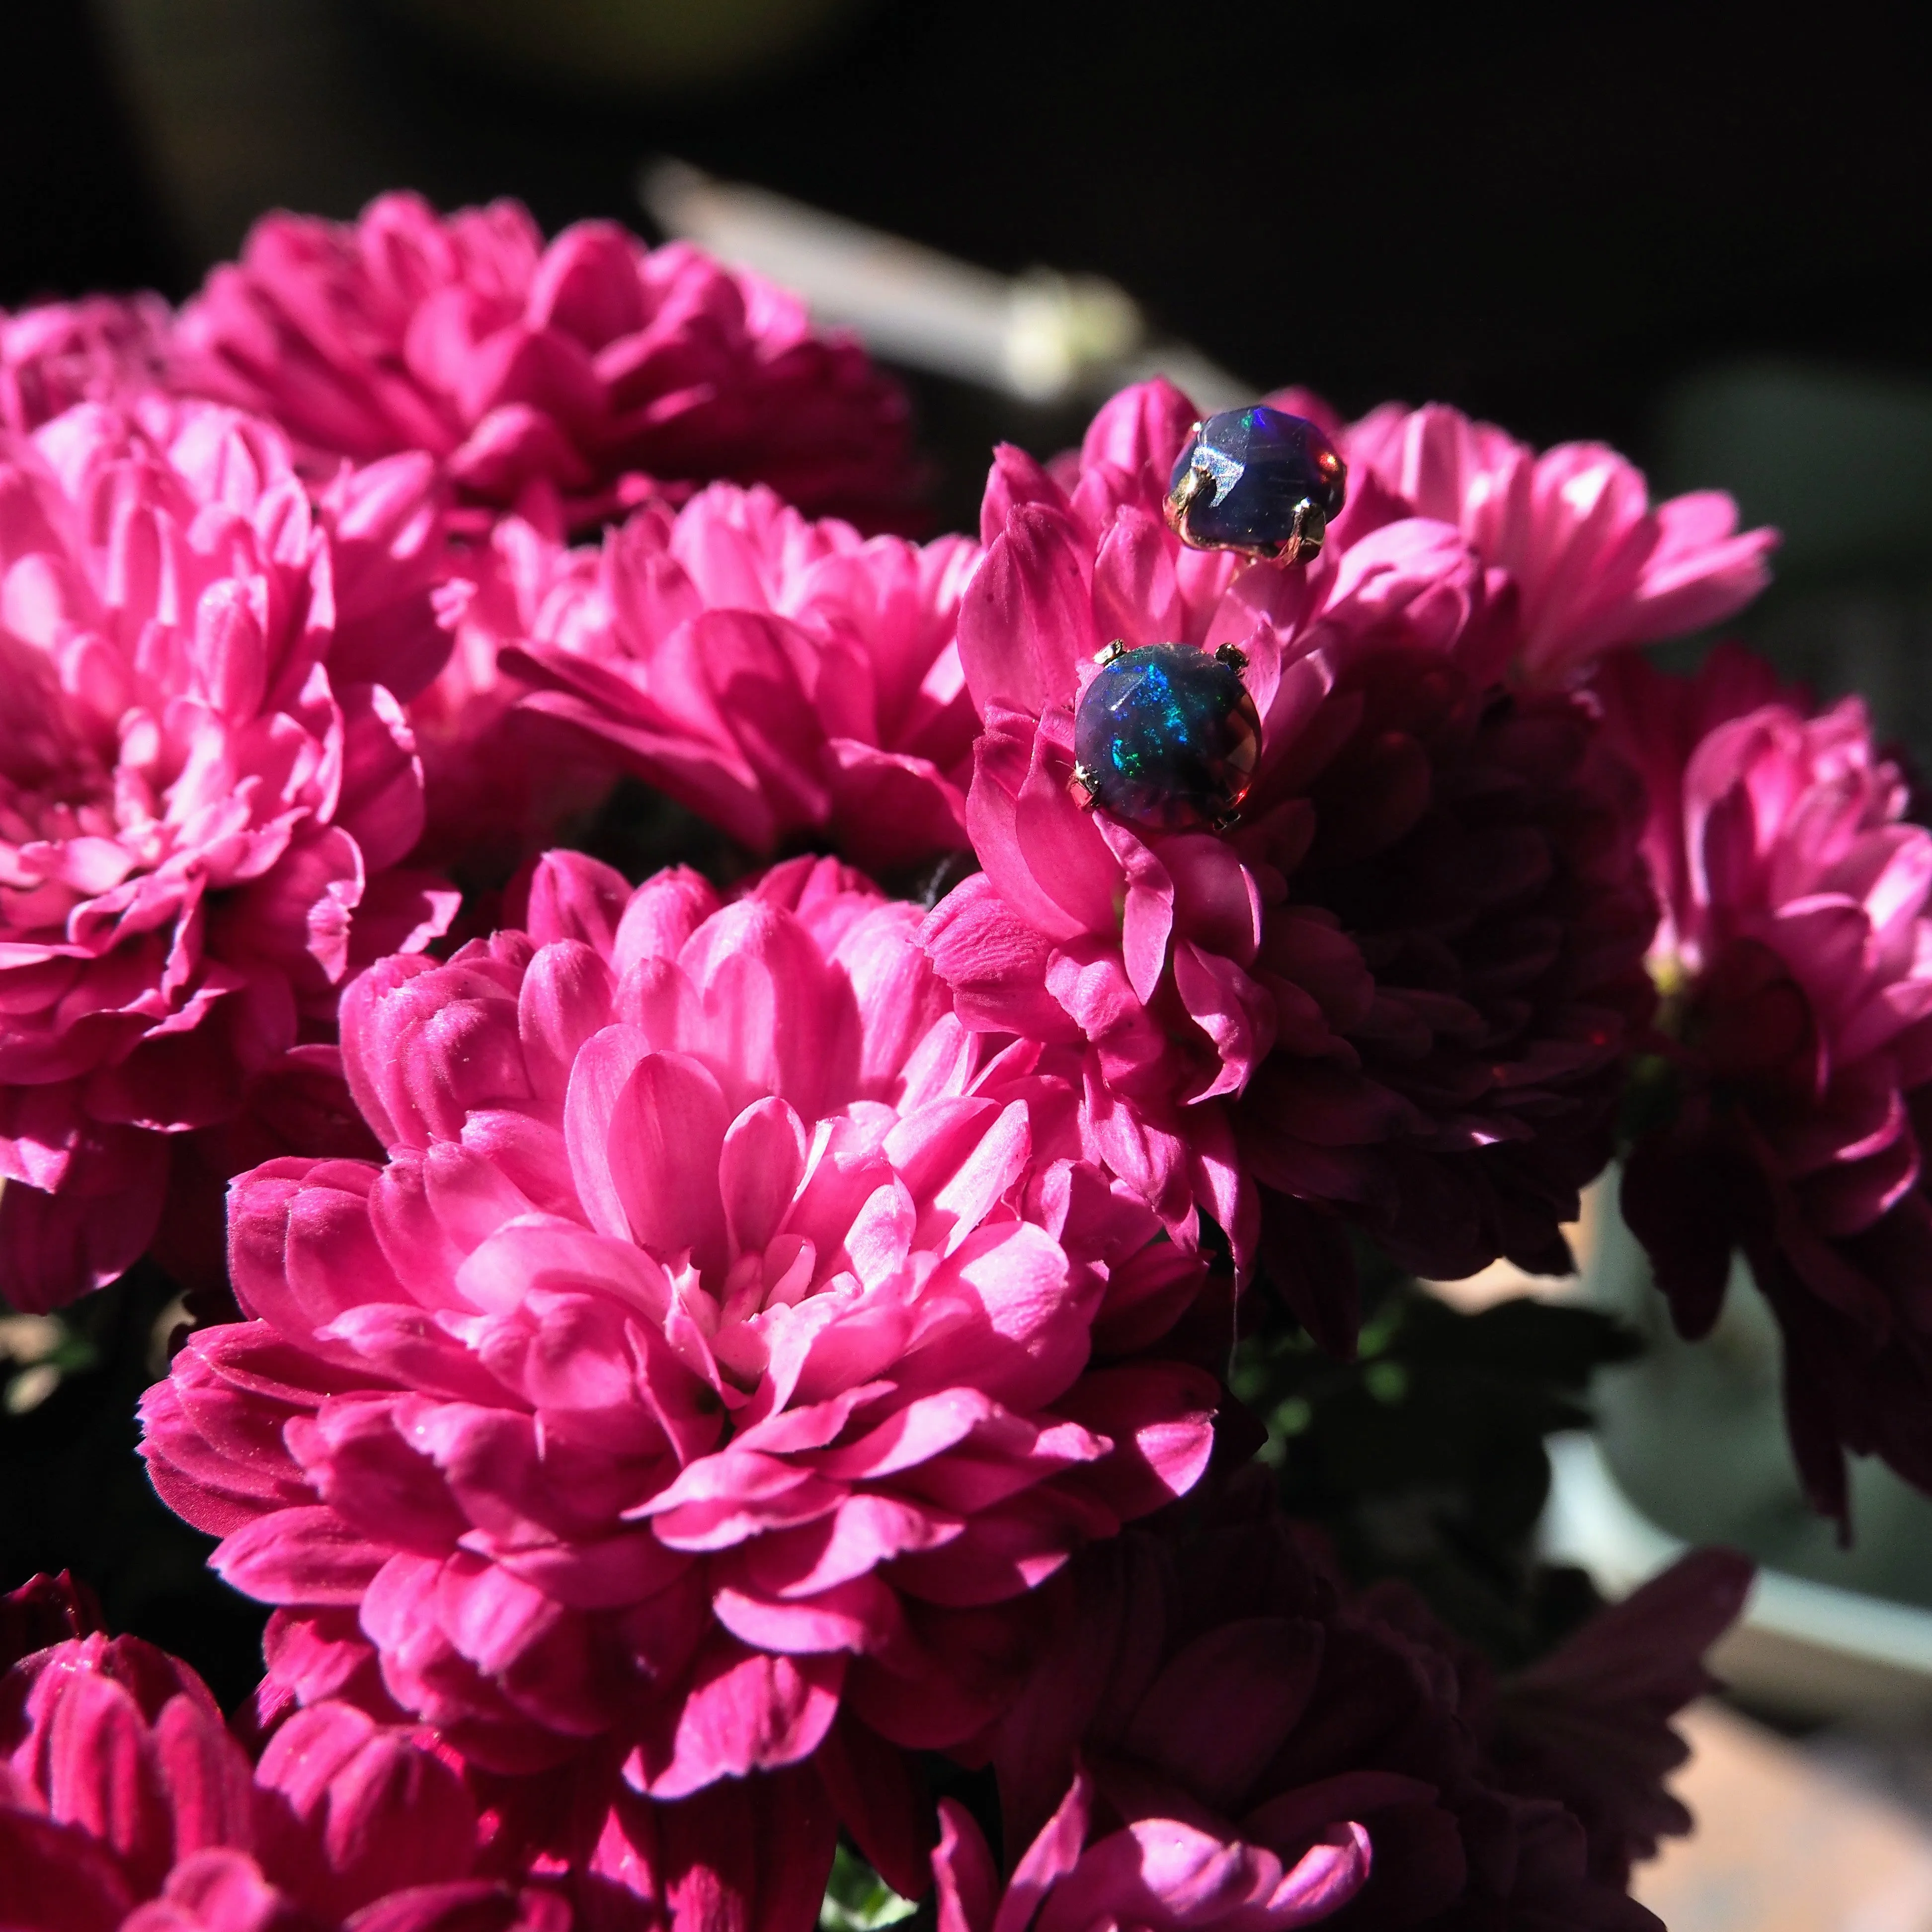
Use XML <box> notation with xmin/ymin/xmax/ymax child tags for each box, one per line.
<box><xmin>0</xmin><ymin>402</ymin><xmax>458</xmax><ymax>1312</ymax></box>
<box><xmin>0</xmin><ymin>1607</ymin><xmax>558</xmax><ymax>1932</ymax></box>
<box><xmin>1</xmin><ymin>297</ymin><xmax>172</xmax><ymax>435</ymax></box>
<box><xmin>140</xmin><ymin>852</ymin><xmax>1218</xmax><ymax>1883</ymax></box>
<box><xmin>500</xmin><ymin>483</ymin><xmax>980</xmax><ymax>870</ymax></box>
<box><xmin>172</xmin><ymin>193</ymin><xmax>922</xmax><ymax>536</ymax></box>
<box><xmin>404</xmin><ymin>510</ymin><xmax>614</xmax><ymax>876</ymax></box>
<box><xmin>1</xmin><ymin>1572</ymin><xmax>102</xmax><ymax>1672</ymax></box>
<box><xmin>1335</xmin><ymin>399</ymin><xmax>1776</xmax><ymax>687</ymax></box>
<box><xmin>923</xmin><ymin>381</ymin><xmax>1654</xmax><ymax>1325</ymax></box>
<box><xmin>1604</xmin><ymin>644</ymin><xmax>1932</xmax><ymax>1519</ymax></box>
<box><xmin>932</xmin><ymin>1764</ymin><xmax>1368</xmax><ymax>1932</ymax></box>
<box><xmin>963</xmin><ymin>1477</ymin><xmax>1725</xmax><ymax>1932</ymax></box>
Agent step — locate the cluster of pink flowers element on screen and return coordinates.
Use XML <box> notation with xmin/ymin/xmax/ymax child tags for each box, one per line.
<box><xmin>0</xmin><ymin>397</ymin><xmax>455</xmax><ymax>1308</ymax></box>
<box><xmin>170</xmin><ymin>194</ymin><xmax>922</xmax><ymax>537</ymax></box>
<box><xmin>1603</xmin><ymin>646</ymin><xmax>1932</xmax><ymax>1519</ymax></box>
<box><xmin>926</xmin><ymin>382</ymin><xmax>1673</xmax><ymax>1332</ymax></box>
<box><xmin>6</xmin><ymin>181</ymin><xmax>1887</xmax><ymax>1930</ymax></box>
<box><xmin>1</xmin><ymin>1573</ymin><xmax>576</xmax><ymax>1932</ymax></box>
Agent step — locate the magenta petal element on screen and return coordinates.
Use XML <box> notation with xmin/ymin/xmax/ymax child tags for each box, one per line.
<box><xmin>1123</xmin><ymin>1619</ymin><xmax>1326</xmax><ymax>1809</ymax></box>
<box><xmin>37</xmin><ymin>1671</ymin><xmax>174</xmax><ymax>1892</ymax></box>
<box><xmin>1092</xmin><ymin>506</ymin><xmax>1184</xmax><ymax>647</ymax></box>
<box><xmin>991</xmin><ymin>1764</ymin><xmax>1092</xmax><ymax>1932</ymax></box>
<box><xmin>1012</xmin><ymin>718</ymin><xmax>1121</xmax><ymax>939</ymax></box>
<box><xmin>1051</xmin><ymin>1363</ymin><xmax>1219</xmax><ymax>1520</ymax></box>
<box><xmin>711</xmin><ymin>1574</ymin><xmax>901</xmax><ymax>1656</ymax></box>
<box><xmin>979</xmin><ymin>442</ymin><xmax>1067</xmax><ymax>547</ymax></box>
<box><xmin>214</xmin><ymin>1507</ymin><xmax>388</xmax><ymax>1604</ymax></box>
<box><xmin>719</xmin><ymin>1096</ymin><xmax>808</xmax><ymax>1259</ymax></box>
<box><xmin>1033</xmin><ymin>1823</ymin><xmax>1273</xmax><ymax>1932</ymax></box>
<box><xmin>1172</xmin><ymin>941</ymin><xmax>1275</xmax><ymax>1100</ymax></box>
<box><xmin>921</xmin><ymin>873</ymin><xmax>1083</xmax><ymax>1044</ymax></box>
<box><xmin>898</xmin><ymin>1221</ymin><xmax>1085</xmax><ymax>1413</ymax></box>
<box><xmin>933</xmin><ymin>1797</ymin><xmax>1000</xmax><ymax>1932</ymax></box>
<box><xmin>606</xmin><ymin>1758</ymin><xmax>837</xmax><ymax>1932</ymax></box>
<box><xmin>133</xmin><ymin>1848</ymin><xmax>306</xmax><ymax>1932</ymax></box>
<box><xmin>822</xmin><ymin>739</ymin><xmax>971</xmax><ymax>873</ymax></box>
<box><xmin>252</xmin><ymin>1701</ymin><xmax>478</xmax><ymax>1918</ymax></box>
<box><xmin>1095</xmin><ymin>819</ymin><xmax>1175</xmax><ymax>1008</ymax></box>
<box><xmin>0</xmin><ymin>1808</ymin><xmax>138</xmax><ymax>1932</ymax></box>
<box><xmin>606</xmin><ymin>1051</ymin><xmax>730</xmax><ymax>1271</ymax></box>
<box><xmin>149</xmin><ymin>1694</ymin><xmax>256</xmax><ymax>1864</ymax></box>
<box><xmin>514</xmin><ymin>851</ymin><xmax>634</xmax><ymax>954</ymax></box>
<box><xmin>958</xmin><ymin>504</ymin><xmax>1094</xmax><ymax>719</ymax></box>
<box><xmin>0</xmin><ymin>1124</ymin><xmax>166</xmax><ymax>1312</ymax></box>
<box><xmin>647</xmin><ymin>1634</ymin><xmax>844</xmax><ymax>1798</ymax></box>
<box><xmin>517</xmin><ymin>942</ymin><xmax>616</xmax><ymax>1105</ymax></box>
<box><xmin>1079</xmin><ymin>378</ymin><xmax>1197</xmax><ymax>489</ymax></box>
<box><xmin>561</xmin><ymin>1023</ymin><xmax>655</xmax><ymax>1240</ymax></box>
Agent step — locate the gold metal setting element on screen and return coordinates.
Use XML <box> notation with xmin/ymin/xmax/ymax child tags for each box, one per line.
<box><xmin>1279</xmin><ymin>499</ymin><xmax>1327</xmax><ymax>566</ymax></box>
<box><xmin>1162</xmin><ymin>458</ymin><xmax>1210</xmax><ymax>545</ymax></box>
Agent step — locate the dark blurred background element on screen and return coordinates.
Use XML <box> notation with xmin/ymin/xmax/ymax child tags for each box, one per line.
<box><xmin>7</xmin><ymin>3</ymin><xmax>1931</xmax><ymax>484</ymax></box>
<box><xmin>15</xmin><ymin>0</ymin><xmax>1932</xmax><ymax>740</ymax></box>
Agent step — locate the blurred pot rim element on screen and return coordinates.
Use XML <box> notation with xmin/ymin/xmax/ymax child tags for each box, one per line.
<box><xmin>1542</xmin><ymin>1430</ymin><xmax>1932</xmax><ymax>1723</ymax></box>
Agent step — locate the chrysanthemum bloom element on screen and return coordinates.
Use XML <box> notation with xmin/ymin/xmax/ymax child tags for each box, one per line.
<box><xmin>172</xmin><ymin>193</ymin><xmax>921</xmax><ymax>535</ymax></box>
<box><xmin>965</xmin><ymin>1477</ymin><xmax>1725</xmax><ymax>1932</ymax></box>
<box><xmin>931</xmin><ymin>1762</ymin><xmax>1368</xmax><ymax>1932</ymax></box>
<box><xmin>0</xmin><ymin>1611</ymin><xmax>563</xmax><ymax>1932</ymax></box>
<box><xmin>502</xmin><ymin>483</ymin><xmax>981</xmax><ymax>870</ymax></box>
<box><xmin>1</xmin><ymin>297</ymin><xmax>171</xmax><ymax>435</ymax></box>
<box><xmin>924</xmin><ymin>380</ymin><xmax>1655</xmax><ymax>1323</ymax></box>
<box><xmin>141</xmin><ymin>852</ymin><xmax>1219</xmax><ymax>1896</ymax></box>
<box><xmin>1</xmin><ymin>1572</ymin><xmax>102</xmax><ymax>1672</ymax></box>
<box><xmin>404</xmin><ymin>510</ymin><xmax>615</xmax><ymax>876</ymax></box>
<box><xmin>1334</xmin><ymin>398</ymin><xmax>1775</xmax><ymax>687</ymax></box>
<box><xmin>0</xmin><ymin>401</ymin><xmax>457</xmax><ymax>1311</ymax></box>
<box><xmin>1480</xmin><ymin>1546</ymin><xmax>1753</xmax><ymax>1889</ymax></box>
<box><xmin>1604</xmin><ymin>644</ymin><xmax>1932</xmax><ymax>1519</ymax></box>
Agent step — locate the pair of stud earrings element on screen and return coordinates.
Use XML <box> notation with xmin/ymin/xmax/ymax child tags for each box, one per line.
<box><xmin>1071</xmin><ymin>404</ymin><xmax>1347</xmax><ymax>832</ymax></box>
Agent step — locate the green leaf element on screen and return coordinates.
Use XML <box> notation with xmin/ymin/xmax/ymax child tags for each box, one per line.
<box><xmin>820</xmin><ymin>1844</ymin><xmax>918</xmax><ymax>1932</ymax></box>
<box><xmin>1236</xmin><ymin>1264</ymin><xmax>1644</xmax><ymax>1667</ymax></box>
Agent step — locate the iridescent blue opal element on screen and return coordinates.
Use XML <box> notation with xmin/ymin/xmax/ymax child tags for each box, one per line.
<box><xmin>1167</xmin><ymin>405</ymin><xmax>1347</xmax><ymax>559</ymax></box>
<box><xmin>1073</xmin><ymin>644</ymin><xmax>1262</xmax><ymax>831</ymax></box>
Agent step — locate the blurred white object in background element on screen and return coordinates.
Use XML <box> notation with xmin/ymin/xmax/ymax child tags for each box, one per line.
<box><xmin>640</xmin><ymin>158</ymin><xmax>1253</xmax><ymax>409</ymax></box>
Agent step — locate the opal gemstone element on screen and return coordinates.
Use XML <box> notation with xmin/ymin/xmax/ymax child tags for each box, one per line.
<box><xmin>1073</xmin><ymin>644</ymin><xmax>1262</xmax><ymax>830</ymax></box>
<box><xmin>1168</xmin><ymin>405</ymin><xmax>1347</xmax><ymax>556</ymax></box>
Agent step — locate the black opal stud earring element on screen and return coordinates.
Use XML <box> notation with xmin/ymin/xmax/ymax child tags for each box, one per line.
<box><xmin>1070</xmin><ymin>640</ymin><xmax>1261</xmax><ymax>832</ymax></box>
<box><xmin>1163</xmin><ymin>404</ymin><xmax>1347</xmax><ymax>565</ymax></box>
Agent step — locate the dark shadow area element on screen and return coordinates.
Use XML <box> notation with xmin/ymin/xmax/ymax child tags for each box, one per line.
<box><xmin>0</xmin><ymin>1264</ymin><xmax>269</xmax><ymax>1708</ymax></box>
<box><xmin>0</xmin><ymin>3</ymin><xmax>177</xmax><ymax>301</ymax></box>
